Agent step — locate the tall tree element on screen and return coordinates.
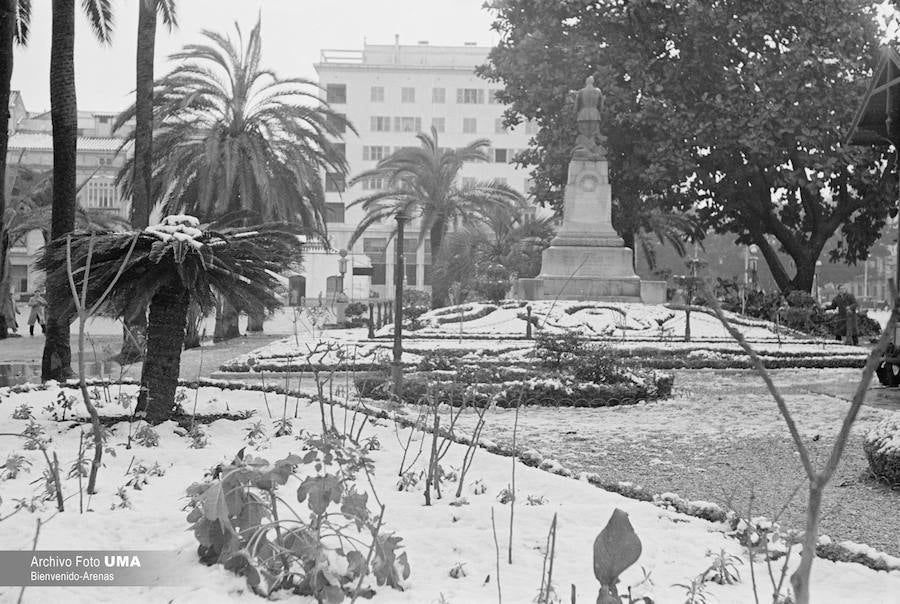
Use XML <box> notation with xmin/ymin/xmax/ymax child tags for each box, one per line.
<box><xmin>479</xmin><ymin>0</ymin><xmax>896</xmax><ymax>293</ymax></box>
<box><xmin>116</xmin><ymin>18</ymin><xmax>349</xmax><ymax>340</ymax></box>
<box><xmin>43</xmin><ymin>0</ymin><xmax>113</xmax><ymax>380</ymax></box>
<box><xmin>0</xmin><ymin>0</ymin><xmax>29</xmax><ymax>339</ymax></box>
<box><xmin>118</xmin><ymin>0</ymin><xmax>176</xmax><ymax>361</ymax></box>
<box><xmin>39</xmin><ymin>218</ymin><xmax>302</xmax><ymax>422</ymax></box>
<box><xmin>348</xmin><ymin>127</ymin><xmax>522</xmax><ymax>308</ymax></box>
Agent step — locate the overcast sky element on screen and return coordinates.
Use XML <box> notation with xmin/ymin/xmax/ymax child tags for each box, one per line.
<box><xmin>11</xmin><ymin>0</ymin><xmax>499</xmax><ymax>113</ymax></box>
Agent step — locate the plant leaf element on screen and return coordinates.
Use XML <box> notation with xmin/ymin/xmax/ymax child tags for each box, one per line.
<box><xmin>593</xmin><ymin>508</ymin><xmax>642</xmax><ymax>586</ymax></box>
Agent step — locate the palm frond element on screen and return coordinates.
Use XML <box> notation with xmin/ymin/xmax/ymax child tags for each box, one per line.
<box><xmin>81</xmin><ymin>0</ymin><xmax>114</xmax><ymax>43</ymax></box>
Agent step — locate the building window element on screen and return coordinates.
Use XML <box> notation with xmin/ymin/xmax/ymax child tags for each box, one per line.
<box><xmin>325</xmin><ymin>173</ymin><xmax>346</xmax><ymax>193</ymax></box>
<box><xmin>394</xmin><ymin>116</ymin><xmax>421</xmax><ymax>132</ymax></box>
<box><xmin>363</xmin><ymin>145</ymin><xmax>390</xmax><ymax>161</ymax></box>
<box><xmin>401</xmin><ymin>87</ymin><xmax>415</xmax><ymax>103</ymax></box>
<box><xmin>463</xmin><ymin>118</ymin><xmax>477</xmax><ymax>134</ymax></box>
<box><xmin>457</xmin><ymin>88</ymin><xmax>484</xmax><ymax>104</ymax></box>
<box><xmin>98</xmin><ymin>115</ymin><xmax>110</xmax><ymax>123</ymax></box>
<box><xmin>326</xmin><ymin>83</ymin><xmax>346</xmax><ymax>104</ymax></box>
<box><xmin>496</xmin><ymin>177</ymin><xmax>507</xmax><ymax>185</ymax></box>
<box><xmin>332</xmin><ymin>142</ymin><xmax>346</xmax><ymax>160</ymax></box>
<box><xmin>494</xmin><ymin>148</ymin><xmax>508</xmax><ymax>163</ymax></box>
<box><xmin>324</xmin><ymin>202</ymin><xmax>345</xmax><ymax>223</ymax></box>
<box><xmin>327</xmin><ymin>112</ymin><xmax>347</xmax><ymax>133</ymax></box>
<box><xmin>432</xmin><ymin>87</ymin><xmax>446</xmax><ymax>103</ymax></box>
<box><xmin>84</xmin><ymin>178</ymin><xmax>117</xmax><ymax>209</ymax></box>
<box><xmin>431</xmin><ymin>117</ymin><xmax>445</xmax><ymax>133</ymax></box>
<box><xmin>495</xmin><ymin>119</ymin><xmax>506</xmax><ymax>134</ymax></box>
<box><xmin>363</xmin><ymin>238</ymin><xmax>387</xmax><ymax>285</ymax></box>
<box><xmin>370</xmin><ymin>116</ymin><xmax>391</xmax><ymax>132</ymax></box>
<box><xmin>370</xmin><ymin>86</ymin><xmax>384</xmax><ymax>102</ymax></box>
<box><xmin>488</xmin><ymin>90</ymin><xmax>502</xmax><ymax>104</ymax></box>
<box><xmin>362</xmin><ymin>177</ymin><xmax>384</xmax><ymax>191</ymax></box>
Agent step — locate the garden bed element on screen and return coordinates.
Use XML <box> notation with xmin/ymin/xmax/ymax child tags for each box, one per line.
<box><xmin>1</xmin><ymin>383</ymin><xmax>899</xmax><ymax>603</ymax></box>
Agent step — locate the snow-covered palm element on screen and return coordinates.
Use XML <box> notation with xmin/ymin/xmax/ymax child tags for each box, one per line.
<box><xmin>348</xmin><ymin>127</ymin><xmax>522</xmax><ymax>308</ymax></box>
<box><xmin>37</xmin><ymin>216</ymin><xmax>303</xmax><ymax>422</ymax></box>
<box><xmin>115</xmin><ymin>18</ymin><xmax>351</xmax><ymax>235</ymax></box>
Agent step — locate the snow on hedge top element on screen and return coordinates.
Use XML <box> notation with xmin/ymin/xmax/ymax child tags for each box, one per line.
<box><xmin>865</xmin><ymin>412</ymin><xmax>900</xmax><ymax>456</ymax></box>
<box><xmin>383</xmin><ymin>300</ymin><xmax>809</xmax><ymax>342</ymax></box>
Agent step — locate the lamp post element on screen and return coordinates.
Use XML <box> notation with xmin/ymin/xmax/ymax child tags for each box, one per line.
<box><xmin>813</xmin><ymin>260</ymin><xmax>823</xmax><ymax>303</ymax></box>
<box><xmin>392</xmin><ymin>213</ymin><xmax>408</xmax><ymax>399</ymax></box>
<box><xmin>747</xmin><ymin>244</ymin><xmax>759</xmax><ymax>292</ymax></box>
<box><xmin>338</xmin><ymin>249</ymin><xmax>348</xmax><ymax>297</ymax></box>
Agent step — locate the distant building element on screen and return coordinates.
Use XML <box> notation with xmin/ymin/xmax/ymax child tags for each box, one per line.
<box><xmin>5</xmin><ymin>91</ymin><xmax>131</xmax><ymax>296</ymax></box>
<box><xmin>313</xmin><ymin>38</ymin><xmax>536</xmax><ymax>300</ymax></box>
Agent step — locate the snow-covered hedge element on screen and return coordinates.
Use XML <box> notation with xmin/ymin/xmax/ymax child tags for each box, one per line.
<box><xmin>863</xmin><ymin>413</ymin><xmax>900</xmax><ymax>484</ymax></box>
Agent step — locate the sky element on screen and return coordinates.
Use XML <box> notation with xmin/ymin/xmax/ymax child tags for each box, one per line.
<box><xmin>10</xmin><ymin>0</ymin><xmax>500</xmax><ymax>113</ymax></box>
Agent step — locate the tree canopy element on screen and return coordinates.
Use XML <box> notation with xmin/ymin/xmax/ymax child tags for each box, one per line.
<box><xmin>478</xmin><ymin>0</ymin><xmax>898</xmax><ymax>292</ymax></box>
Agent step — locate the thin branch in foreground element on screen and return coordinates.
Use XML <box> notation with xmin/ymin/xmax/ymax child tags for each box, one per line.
<box><xmin>491</xmin><ymin>506</ymin><xmax>502</xmax><ymax>604</ymax></box>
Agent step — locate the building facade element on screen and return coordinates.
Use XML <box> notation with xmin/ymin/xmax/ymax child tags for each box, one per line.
<box><xmin>5</xmin><ymin>91</ymin><xmax>131</xmax><ymax>296</ymax></box>
<box><xmin>313</xmin><ymin>39</ymin><xmax>535</xmax><ymax>300</ymax></box>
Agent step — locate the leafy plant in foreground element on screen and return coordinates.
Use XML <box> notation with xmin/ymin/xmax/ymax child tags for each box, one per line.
<box><xmin>185</xmin><ymin>436</ymin><xmax>409</xmax><ymax>601</ymax></box>
<box><xmin>594</xmin><ymin>508</ymin><xmax>652</xmax><ymax>603</ymax></box>
<box><xmin>701</xmin><ymin>548</ymin><xmax>742</xmax><ymax>585</ymax></box>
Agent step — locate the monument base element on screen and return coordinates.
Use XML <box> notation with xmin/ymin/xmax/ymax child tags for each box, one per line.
<box><xmin>516</xmin><ymin>276</ymin><xmax>641</xmax><ymax>302</ymax></box>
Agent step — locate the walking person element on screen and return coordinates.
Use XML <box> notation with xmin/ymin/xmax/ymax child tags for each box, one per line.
<box><xmin>845</xmin><ymin>303</ymin><xmax>859</xmax><ymax>346</ymax></box>
<box><xmin>26</xmin><ymin>290</ymin><xmax>47</xmax><ymax>336</ymax></box>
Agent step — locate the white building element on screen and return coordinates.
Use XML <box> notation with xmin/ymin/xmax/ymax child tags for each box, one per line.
<box><xmin>5</xmin><ymin>91</ymin><xmax>131</xmax><ymax>297</ymax></box>
<box><xmin>312</xmin><ymin>38</ymin><xmax>536</xmax><ymax>300</ymax></box>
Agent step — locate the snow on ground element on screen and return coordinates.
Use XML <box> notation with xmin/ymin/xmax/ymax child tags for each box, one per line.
<box><xmin>1</xmin><ymin>384</ymin><xmax>898</xmax><ymax>603</ymax></box>
<box><xmin>385</xmin><ymin>300</ymin><xmax>808</xmax><ymax>342</ymax></box>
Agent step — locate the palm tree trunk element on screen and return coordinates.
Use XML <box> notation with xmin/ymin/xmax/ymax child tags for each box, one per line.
<box><xmin>135</xmin><ymin>281</ymin><xmax>188</xmax><ymax>423</ymax></box>
<box><xmin>183</xmin><ymin>301</ymin><xmax>202</xmax><ymax>349</ymax></box>
<box><xmin>0</xmin><ymin>0</ymin><xmax>16</xmax><ymax>339</ymax></box>
<box><xmin>213</xmin><ymin>296</ymin><xmax>240</xmax><ymax>341</ymax></box>
<box><xmin>247</xmin><ymin>311</ymin><xmax>265</xmax><ymax>332</ymax></box>
<box><xmin>120</xmin><ymin>0</ymin><xmax>158</xmax><ymax>360</ymax></box>
<box><xmin>430</xmin><ymin>222</ymin><xmax>449</xmax><ymax>309</ymax></box>
<box><xmin>42</xmin><ymin>0</ymin><xmax>77</xmax><ymax>381</ymax></box>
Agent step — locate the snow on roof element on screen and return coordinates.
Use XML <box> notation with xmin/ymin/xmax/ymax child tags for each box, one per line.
<box><xmin>7</xmin><ymin>132</ymin><xmax>127</xmax><ymax>153</ymax></box>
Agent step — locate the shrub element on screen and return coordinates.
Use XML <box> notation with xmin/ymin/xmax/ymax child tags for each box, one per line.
<box><xmin>186</xmin><ymin>437</ymin><xmax>409</xmax><ymax>600</ymax></box>
<box><xmin>403</xmin><ymin>288</ymin><xmax>431</xmax><ymax>327</ymax></box>
<box><xmin>571</xmin><ymin>347</ymin><xmax>630</xmax><ymax>385</ymax></box>
<box><xmin>535</xmin><ymin>331</ymin><xmax>584</xmax><ymax>367</ymax></box>
<box><xmin>863</xmin><ymin>413</ymin><xmax>900</xmax><ymax>485</ymax></box>
<box><xmin>417</xmin><ymin>350</ymin><xmax>456</xmax><ymax>371</ymax></box>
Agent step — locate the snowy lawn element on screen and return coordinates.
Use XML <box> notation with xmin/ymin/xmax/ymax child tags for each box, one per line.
<box><xmin>2</xmin><ymin>384</ymin><xmax>899</xmax><ymax>603</ymax></box>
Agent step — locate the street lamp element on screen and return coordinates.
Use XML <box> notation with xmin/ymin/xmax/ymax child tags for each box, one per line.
<box><xmin>337</xmin><ymin>249</ymin><xmax>348</xmax><ymax>298</ymax></box>
<box><xmin>392</xmin><ymin>212</ymin><xmax>409</xmax><ymax>399</ymax></box>
<box><xmin>814</xmin><ymin>260</ymin><xmax>823</xmax><ymax>303</ymax></box>
<box><xmin>747</xmin><ymin>244</ymin><xmax>759</xmax><ymax>292</ymax></box>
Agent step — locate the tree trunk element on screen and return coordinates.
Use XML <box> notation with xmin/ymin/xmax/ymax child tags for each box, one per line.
<box><xmin>42</xmin><ymin>0</ymin><xmax>77</xmax><ymax>381</ymax></box>
<box><xmin>429</xmin><ymin>222</ymin><xmax>448</xmax><ymax>309</ymax></box>
<box><xmin>183</xmin><ymin>301</ymin><xmax>202</xmax><ymax>349</ymax></box>
<box><xmin>120</xmin><ymin>0</ymin><xmax>157</xmax><ymax>360</ymax></box>
<box><xmin>0</xmin><ymin>0</ymin><xmax>14</xmax><ymax>339</ymax></box>
<box><xmin>247</xmin><ymin>311</ymin><xmax>265</xmax><ymax>332</ymax></box>
<box><xmin>213</xmin><ymin>297</ymin><xmax>240</xmax><ymax>341</ymax></box>
<box><xmin>135</xmin><ymin>282</ymin><xmax>188</xmax><ymax>423</ymax></box>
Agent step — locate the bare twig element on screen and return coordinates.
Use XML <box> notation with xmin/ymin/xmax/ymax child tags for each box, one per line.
<box><xmin>17</xmin><ymin>517</ymin><xmax>42</xmax><ymax>604</ymax></box>
<box><xmin>491</xmin><ymin>506</ymin><xmax>502</xmax><ymax>604</ymax></box>
<box><xmin>508</xmin><ymin>400</ymin><xmax>520</xmax><ymax>565</ymax></box>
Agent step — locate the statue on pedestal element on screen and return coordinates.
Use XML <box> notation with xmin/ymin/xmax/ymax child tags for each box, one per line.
<box><xmin>573</xmin><ymin>75</ymin><xmax>607</xmax><ymax>160</ymax></box>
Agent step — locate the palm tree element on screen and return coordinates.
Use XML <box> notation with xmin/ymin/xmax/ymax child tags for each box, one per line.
<box><xmin>115</xmin><ymin>17</ymin><xmax>349</xmax><ymax>340</ymax></box>
<box><xmin>116</xmin><ymin>0</ymin><xmax>176</xmax><ymax>361</ymax></box>
<box><xmin>38</xmin><ymin>216</ymin><xmax>303</xmax><ymax>422</ymax></box>
<box><xmin>43</xmin><ymin>0</ymin><xmax>114</xmax><ymax>380</ymax></box>
<box><xmin>437</xmin><ymin>199</ymin><xmax>555</xmax><ymax>301</ymax></box>
<box><xmin>0</xmin><ymin>0</ymin><xmax>30</xmax><ymax>338</ymax></box>
<box><xmin>348</xmin><ymin>127</ymin><xmax>522</xmax><ymax>308</ymax></box>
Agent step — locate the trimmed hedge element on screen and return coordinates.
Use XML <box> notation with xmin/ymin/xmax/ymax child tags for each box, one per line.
<box><xmin>863</xmin><ymin>413</ymin><xmax>900</xmax><ymax>485</ymax></box>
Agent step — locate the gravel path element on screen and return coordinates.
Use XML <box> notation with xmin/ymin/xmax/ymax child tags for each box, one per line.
<box><xmin>406</xmin><ymin>368</ymin><xmax>900</xmax><ymax>555</ymax></box>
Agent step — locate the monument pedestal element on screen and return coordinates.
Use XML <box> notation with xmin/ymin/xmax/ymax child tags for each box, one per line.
<box><xmin>517</xmin><ymin>157</ymin><xmax>661</xmax><ymax>303</ymax></box>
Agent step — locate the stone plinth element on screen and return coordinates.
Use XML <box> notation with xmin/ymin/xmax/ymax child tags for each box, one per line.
<box><xmin>519</xmin><ymin>156</ymin><xmax>657</xmax><ymax>302</ymax></box>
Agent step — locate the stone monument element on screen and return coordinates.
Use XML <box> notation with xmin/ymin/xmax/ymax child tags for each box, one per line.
<box><xmin>517</xmin><ymin>76</ymin><xmax>666</xmax><ymax>303</ymax></box>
